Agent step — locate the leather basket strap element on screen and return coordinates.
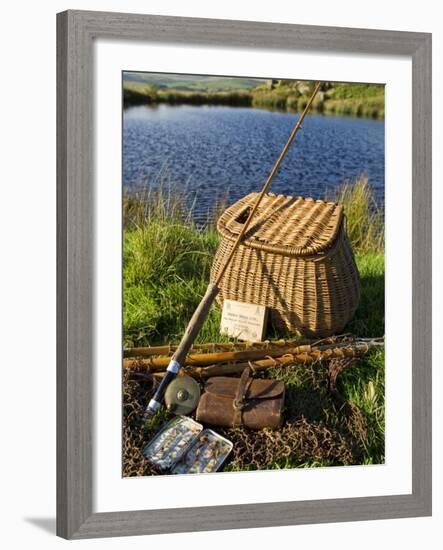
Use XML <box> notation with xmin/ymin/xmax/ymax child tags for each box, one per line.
<box><xmin>233</xmin><ymin>367</ymin><xmax>252</xmax><ymax>426</ymax></box>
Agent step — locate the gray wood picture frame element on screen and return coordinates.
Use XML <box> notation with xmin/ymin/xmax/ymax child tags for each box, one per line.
<box><xmin>57</xmin><ymin>9</ymin><xmax>432</xmax><ymax>540</ymax></box>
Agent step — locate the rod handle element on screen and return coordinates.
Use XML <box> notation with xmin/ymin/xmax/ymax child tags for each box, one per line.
<box><xmin>172</xmin><ymin>283</ymin><xmax>219</xmax><ymax>365</ymax></box>
<box><xmin>142</xmin><ymin>283</ymin><xmax>219</xmax><ymax>419</ymax></box>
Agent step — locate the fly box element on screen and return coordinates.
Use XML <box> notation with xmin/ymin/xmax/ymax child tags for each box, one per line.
<box><xmin>171</xmin><ymin>430</ymin><xmax>233</xmax><ymax>475</ymax></box>
<box><xmin>143</xmin><ymin>416</ymin><xmax>232</xmax><ymax>474</ymax></box>
<box><xmin>143</xmin><ymin>416</ymin><xmax>201</xmax><ymax>471</ymax></box>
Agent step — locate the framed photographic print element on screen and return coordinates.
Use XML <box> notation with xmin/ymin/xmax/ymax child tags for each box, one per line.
<box><xmin>57</xmin><ymin>10</ymin><xmax>432</xmax><ymax>539</ymax></box>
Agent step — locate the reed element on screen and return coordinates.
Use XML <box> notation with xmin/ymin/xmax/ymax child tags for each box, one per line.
<box><xmin>322</xmin><ymin>96</ymin><xmax>385</xmax><ymax>119</ymax></box>
<box><xmin>123</xmin><ymin>85</ymin><xmax>158</xmax><ymax>105</ymax></box>
<box><xmin>123</xmin><ymin>181</ymin><xmax>188</xmax><ymax>229</ymax></box>
<box><xmin>123</xmin><ymin>84</ymin><xmax>252</xmax><ymax>107</ymax></box>
<box><xmin>334</xmin><ymin>175</ymin><xmax>384</xmax><ymax>254</ymax></box>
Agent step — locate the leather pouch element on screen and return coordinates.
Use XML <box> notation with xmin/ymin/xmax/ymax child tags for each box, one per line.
<box><xmin>196</xmin><ymin>367</ymin><xmax>285</xmax><ymax>429</ymax></box>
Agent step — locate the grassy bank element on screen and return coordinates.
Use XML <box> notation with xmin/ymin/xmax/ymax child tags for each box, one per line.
<box><xmin>123</xmin><ymin>80</ymin><xmax>385</xmax><ymax>119</ymax></box>
<box><xmin>124</xmin><ymin>85</ymin><xmax>252</xmax><ymax>107</ymax></box>
<box><xmin>123</xmin><ymin>177</ymin><xmax>385</xmax><ymax>472</ymax></box>
<box><xmin>251</xmin><ymin>81</ymin><xmax>384</xmax><ymax>119</ymax></box>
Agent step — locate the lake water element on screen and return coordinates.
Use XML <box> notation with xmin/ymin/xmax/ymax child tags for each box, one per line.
<box><xmin>123</xmin><ymin>104</ymin><xmax>384</xmax><ymax>223</ymax></box>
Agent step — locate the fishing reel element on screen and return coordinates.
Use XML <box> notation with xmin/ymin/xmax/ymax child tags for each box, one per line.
<box><xmin>164</xmin><ymin>375</ymin><xmax>201</xmax><ymax>416</ymax></box>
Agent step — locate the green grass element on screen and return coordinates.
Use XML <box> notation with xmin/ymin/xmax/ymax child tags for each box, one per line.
<box><xmin>157</xmin><ymin>78</ymin><xmax>262</xmax><ymax>92</ymax></box>
<box><xmin>327</xmin><ymin>83</ymin><xmax>384</xmax><ymax>100</ymax></box>
<box><xmin>124</xmin><ymin>177</ymin><xmax>385</xmax><ymax>468</ymax></box>
<box><xmin>123</xmin><ymin>186</ymin><xmax>224</xmax><ymax>348</ymax></box>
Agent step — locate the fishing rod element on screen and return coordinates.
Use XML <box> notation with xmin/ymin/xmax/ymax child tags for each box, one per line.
<box><xmin>143</xmin><ymin>81</ymin><xmax>322</xmax><ymax>419</ymax></box>
<box><xmin>126</xmin><ymin>336</ymin><xmax>384</xmax><ymax>373</ymax></box>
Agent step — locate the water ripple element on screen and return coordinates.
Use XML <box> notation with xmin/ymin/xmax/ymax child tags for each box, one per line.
<box><xmin>123</xmin><ymin>104</ymin><xmax>384</xmax><ymax>223</ymax></box>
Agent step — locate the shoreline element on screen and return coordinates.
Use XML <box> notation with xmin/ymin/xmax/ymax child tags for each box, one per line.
<box><xmin>123</xmin><ymin>86</ymin><xmax>385</xmax><ymax>120</ymax></box>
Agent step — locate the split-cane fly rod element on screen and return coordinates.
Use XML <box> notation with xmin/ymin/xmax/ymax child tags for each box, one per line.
<box><xmin>143</xmin><ymin>81</ymin><xmax>322</xmax><ymax>419</ymax></box>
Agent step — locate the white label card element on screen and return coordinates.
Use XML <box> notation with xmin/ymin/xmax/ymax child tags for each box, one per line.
<box><xmin>220</xmin><ymin>299</ymin><xmax>268</xmax><ymax>341</ymax></box>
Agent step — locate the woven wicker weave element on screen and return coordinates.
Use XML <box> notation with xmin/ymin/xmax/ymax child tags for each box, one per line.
<box><xmin>210</xmin><ymin>192</ymin><xmax>361</xmax><ymax>338</ymax></box>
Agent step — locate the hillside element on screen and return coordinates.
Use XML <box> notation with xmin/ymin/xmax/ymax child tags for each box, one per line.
<box><xmin>123</xmin><ymin>72</ymin><xmax>265</xmax><ymax>91</ymax></box>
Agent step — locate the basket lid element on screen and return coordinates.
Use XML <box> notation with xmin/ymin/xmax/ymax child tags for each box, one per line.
<box><xmin>217</xmin><ymin>193</ymin><xmax>343</xmax><ymax>257</ymax></box>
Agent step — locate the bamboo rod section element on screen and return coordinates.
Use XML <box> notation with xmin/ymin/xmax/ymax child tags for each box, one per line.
<box><xmin>124</xmin><ymin>337</ymin><xmax>384</xmax><ymax>375</ymax></box>
<box><xmin>123</xmin><ymin>338</ymin><xmax>316</xmax><ymax>358</ymax></box>
<box><xmin>124</xmin><ymin>344</ymin><xmax>312</xmax><ymax>369</ymax></box>
<box><xmin>189</xmin><ymin>339</ymin><xmax>384</xmax><ymax>378</ymax></box>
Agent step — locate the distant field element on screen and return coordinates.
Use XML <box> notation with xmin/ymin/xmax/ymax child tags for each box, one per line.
<box><xmin>123</xmin><ymin>72</ymin><xmax>265</xmax><ymax>92</ymax></box>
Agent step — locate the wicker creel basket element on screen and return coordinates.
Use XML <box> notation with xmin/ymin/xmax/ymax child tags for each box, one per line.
<box><xmin>210</xmin><ymin>192</ymin><xmax>361</xmax><ymax>338</ymax></box>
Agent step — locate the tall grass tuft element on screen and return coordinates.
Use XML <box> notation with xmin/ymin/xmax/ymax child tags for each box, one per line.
<box><xmin>123</xmin><ymin>184</ymin><xmax>190</xmax><ymax>230</ymax></box>
<box><xmin>334</xmin><ymin>175</ymin><xmax>384</xmax><ymax>254</ymax></box>
<box><xmin>123</xmin><ymin>186</ymin><xmax>221</xmax><ymax>347</ymax></box>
